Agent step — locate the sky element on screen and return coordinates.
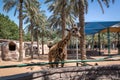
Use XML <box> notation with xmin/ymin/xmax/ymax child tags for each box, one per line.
<box><xmin>0</xmin><ymin>0</ymin><xmax>120</xmax><ymax>28</ymax></box>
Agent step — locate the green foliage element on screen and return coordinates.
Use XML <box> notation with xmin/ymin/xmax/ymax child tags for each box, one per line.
<box><xmin>0</xmin><ymin>13</ymin><xmax>19</xmax><ymax>40</ymax></box>
<box><xmin>24</xmin><ymin>32</ymin><xmax>31</xmax><ymax>41</ymax></box>
<box><xmin>86</xmin><ymin>32</ymin><xmax>118</xmax><ymax>45</ymax></box>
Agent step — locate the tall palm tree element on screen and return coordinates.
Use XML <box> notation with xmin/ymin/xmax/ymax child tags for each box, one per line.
<box><xmin>71</xmin><ymin>0</ymin><xmax>115</xmax><ymax>61</ymax></box>
<box><xmin>19</xmin><ymin>0</ymin><xmax>23</xmax><ymax>61</ymax></box>
<box><xmin>33</xmin><ymin>26</ymin><xmax>40</xmax><ymax>57</ymax></box>
<box><xmin>70</xmin><ymin>0</ymin><xmax>88</xmax><ymax>60</ymax></box>
<box><xmin>24</xmin><ymin>0</ymin><xmax>40</xmax><ymax>59</ymax></box>
<box><xmin>3</xmin><ymin>0</ymin><xmax>24</xmax><ymax>61</ymax></box>
<box><xmin>3</xmin><ymin>0</ymin><xmax>40</xmax><ymax>60</ymax></box>
<box><xmin>78</xmin><ymin>0</ymin><xmax>87</xmax><ymax>60</ymax></box>
<box><xmin>34</xmin><ymin>11</ymin><xmax>48</xmax><ymax>55</ymax></box>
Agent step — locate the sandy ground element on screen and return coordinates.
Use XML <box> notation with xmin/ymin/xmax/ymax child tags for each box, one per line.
<box><xmin>0</xmin><ymin>49</ymin><xmax>120</xmax><ymax>77</ymax></box>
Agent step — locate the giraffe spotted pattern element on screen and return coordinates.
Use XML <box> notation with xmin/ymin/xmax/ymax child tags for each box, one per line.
<box><xmin>48</xmin><ymin>25</ymin><xmax>81</xmax><ymax>68</ymax></box>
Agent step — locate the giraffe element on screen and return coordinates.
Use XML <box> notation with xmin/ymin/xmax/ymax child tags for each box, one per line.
<box><xmin>48</xmin><ymin>25</ymin><xmax>81</xmax><ymax>68</ymax></box>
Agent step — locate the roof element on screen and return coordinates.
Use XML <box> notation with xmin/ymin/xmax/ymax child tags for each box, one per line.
<box><xmin>100</xmin><ymin>23</ymin><xmax>120</xmax><ymax>33</ymax></box>
<box><xmin>85</xmin><ymin>21</ymin><xmax>120</xmax><ymax>35</ymax></box>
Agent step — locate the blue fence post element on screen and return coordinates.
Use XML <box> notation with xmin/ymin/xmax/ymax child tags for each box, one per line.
<box><xmin>98</xmin><ymin>32</ymin><xmax>101</xmax><ymax>55</ymax></box>
<box><xmin>107</xmin><ymin>28</ymin><xmax>110</xmax><ymax>55</ymax></box>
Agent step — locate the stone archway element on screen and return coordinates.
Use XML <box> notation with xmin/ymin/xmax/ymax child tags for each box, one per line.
<box><xmin>1</xmin><ymin>41</ymin><xmax>19</xmax><ymax>61</ymax></box>
<box><xmin>9</xmin><ymin>41</ymin><xmax>16</xmax><ymax>51</ymax></box>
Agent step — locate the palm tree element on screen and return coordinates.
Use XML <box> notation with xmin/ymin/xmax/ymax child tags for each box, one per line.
<box><xmin>70</xmin><ymin>0</ymin><xmax>88</xmax><ymax>60</ymax></box>
<box><xmin>3</xmin><ymin>0</ymin><xmax>40</xmax><ymax>60</ymax></box>
<box><xmin>48</xmin><ymin>13</ymin><xmax>75</xmax><ymax>31</ymax></box>
<box><xmin>19</xmin><ymin>0</ymin><xmax>23</xmax><ymax>61</ymax></box>
<box><xmin>24</xmin><ymin>2</ymin><xmax>48</xmax><ymax>56</ymax></box>
<box><xmin>34</xmin><ymin>11</ymin><xmax>48</xmax><ymax>55</ymax></box>
<box><xmin>24</xmin><ymin>0</ymin><xmax>40</xmax><ymax>59</ymax></box>
<box><xmin>3</xmin><ymin>0</ymin><xmax>24</xmax><ymax>61</ymax></box>
<box><xmin>70</xmin><ymin>0</ymin><xmax>115</xmax><ymax>61</ymax></box>
<box><xmin>33</xmin><ymin>26</ymin><xmax>40</xmax><ymax>57</ymax></box>
<box><xmin>45</xmin><ymin>0</ymin><xmax>76</xmax><ymax>59</ymax></box>
<box><xmin>45</xmin><ymin>0</ymin><xmax>74</xmax><ymax>39</ymax></box>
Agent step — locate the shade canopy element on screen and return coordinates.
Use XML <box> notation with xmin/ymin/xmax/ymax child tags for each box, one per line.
<box><xmin>85</xmin><ymin>21</ymin><xmax>120</xmax><ymax>35</ymax></box>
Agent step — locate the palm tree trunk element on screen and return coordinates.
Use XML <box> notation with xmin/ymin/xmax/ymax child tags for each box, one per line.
<box><xmin>61</xmin><ymin>1</ymin><xmax>66</xmax><ymax>39</ymax></box>
<box><xmin>79</xmin><ymin>0</ymin><xmax>86</xmax><ymax>60</ymax></box>
<box><xmin>61</xmin><ymin>1</ymin><xmax>67</xmax><ymax>59</ymax></box>
<box><xmin>30</xmin><ymin>20</ymin><xmax>34</xmax><ymax>59</ymax></box>
<box><xmin>41</xmin><ymin>31</ymin><xmax>44</xmax><ymax>55</ymax></box>
<box><xmin>37</xmin><ymin>27</ymin><xmax>40</xmax><ymax>57</ymax></box>
<box><xmin>19</xmin><ymin>0</ymin><xmax>23</xmax><ymax>61</ymax></box>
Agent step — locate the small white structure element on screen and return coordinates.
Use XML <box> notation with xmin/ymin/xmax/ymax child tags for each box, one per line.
<box><xmin>1</xmin><ymin>41</ymin><xmax>24</xmax><ymax>61</ymax></box>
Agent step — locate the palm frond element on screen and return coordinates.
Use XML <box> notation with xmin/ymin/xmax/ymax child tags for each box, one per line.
<box><xmin>3</xmin><ymin>0</ymin><xmax>17</xmax><ymax>13</ymax></box>
<box><xmin>97</xmin><ymin>0</ymin><xmax>104</xmax><ymax>14</ymax></box>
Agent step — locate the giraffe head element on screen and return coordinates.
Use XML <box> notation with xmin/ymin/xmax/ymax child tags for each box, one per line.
<box><xmin>66</xmin><ymin>24</ymin><xmax>81</xmax><ymax>38</ymax></box>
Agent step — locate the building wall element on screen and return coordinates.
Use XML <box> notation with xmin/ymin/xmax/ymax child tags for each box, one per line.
<box><xmin>1</xmin><ymin>41</ymin><xmax>25</xmax><ymax>60</ymax></box>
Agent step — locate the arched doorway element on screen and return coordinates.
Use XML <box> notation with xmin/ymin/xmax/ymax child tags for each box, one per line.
<box><xmin>9</xmin><ymin>41</ymin><xmax>16</xmax><ymax>51</ymax></box>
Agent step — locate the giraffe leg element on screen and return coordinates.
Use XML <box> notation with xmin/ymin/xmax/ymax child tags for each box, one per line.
<box><xmin>54</xmin><ymin>58</ymin><xmax>59</xmax><ymax>68</ymax></box>
<box><xmin>61</xmin><ymin>53</ymin><xmax>66</xmax><ymax>67</ymax></box>
<box><xmin>49</xmin><ymin>54</ymin><xmax>54</xmax><ymax>68</ymax></box>
<box><xmin>56</xmin><ymin>47</ymin><xmax>63</xmax><ymax>67</ymax></box>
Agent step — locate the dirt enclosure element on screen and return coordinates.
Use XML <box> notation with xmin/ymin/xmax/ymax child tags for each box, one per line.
<box><xmin>0</xmin><ymin>49</ymin><xmax>120</xmax><ymax>78</ymax></box>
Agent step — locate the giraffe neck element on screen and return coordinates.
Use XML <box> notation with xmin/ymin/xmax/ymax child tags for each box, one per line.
<box><xmin>58</xmin><ymin>32</ymin><xmax>71</xmax><ymax>48</ymax></box>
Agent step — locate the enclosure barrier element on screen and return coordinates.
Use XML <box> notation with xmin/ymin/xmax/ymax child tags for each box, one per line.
<box><xmin>0</xmin><ymin>55</ymin><xmax>120</xmax><ymax>69</ymax></box>
<box><xmin>1</xmin><ymin>64</ymin><xmax>120</xmax><ymax>80</ymax></box>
